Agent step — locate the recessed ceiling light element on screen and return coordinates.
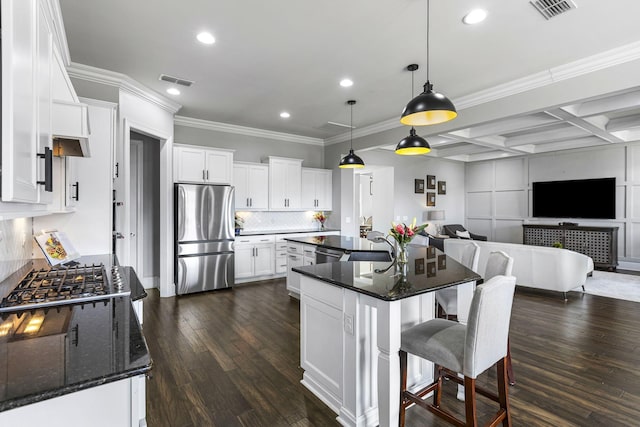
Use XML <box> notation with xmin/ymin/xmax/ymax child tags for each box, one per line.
<box><xmin>197</xmin><ymin>31</ymin><xmax>215</xmax><ymax>44</ymax></box>
<box><xmin>463</xmin><ymin>9</ymin><xmax>487</xmax><ymax>24</ymax></box>
<box><xmin>280</xmin><ymin>112</ymin><xmax>291</xmax><ymax>119</ymax></box>
<box><xmin>340</xmin><ymin>78</ymin><xmax>354</xmax><ymax>88</ymax></box>
<box><xmin>166</xmin><ymin>87</ymin><xmax>180</xmax><ymax>96</ymax></box>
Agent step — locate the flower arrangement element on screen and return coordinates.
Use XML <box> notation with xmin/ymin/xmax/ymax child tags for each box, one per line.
<box><xmin>313</xmin><ymin>211</ymin><xmax>328</xmax><ymax>226</ymax></box>
<box><xmin>389</xmin><ymin>218</ymin><xmax>427</xmax><ymax>245</ymax></box>
<box><xmin>389</xmin><ymin>218</ymin><xmax>428</xmax><ymax>264</ymax></box>
<box><xmin>234</xmin><ymin>213</ymin><xmax>245</xmax><ymax>231</ymax></box>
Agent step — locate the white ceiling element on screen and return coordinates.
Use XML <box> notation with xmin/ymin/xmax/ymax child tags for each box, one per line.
<box><xmin>59</xmin><ymin>0</ymin><xmax>640</xmax><ymax>161</ymax></box>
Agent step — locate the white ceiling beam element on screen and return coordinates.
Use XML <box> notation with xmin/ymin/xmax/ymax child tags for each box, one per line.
<box><xmin>606</xmin><ymin>114</ymin><xmax>640</xmax><ymax>132</ymax></box>
<box><xmin>547</xmin><ymin>108</ymin><xmax>624</xmax><ymax>143</ymax></box>
<box><xmin>569</xmin><ymin>89</ymin><xmax>640</xmax><ymax>117</ymax></box>
<box><xmin>448</xmin><ymin>113</ymin><xmax>559</xmax><ymax>139</ymax></box>
<box><xmin>504</xmin><ymin>125</ymin><xmax>588</xmax><ymax>147</ymax></box>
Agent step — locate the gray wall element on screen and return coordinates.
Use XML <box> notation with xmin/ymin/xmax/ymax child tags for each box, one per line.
<box><xmin>174</xmin><ymin>124</ymin><xmax>325</xmax><ymax>167</ymax></box>
<box><xmin>466</xmin><ymin>142</ymin><xmax>640</xmax><ymax>267</ymax></box>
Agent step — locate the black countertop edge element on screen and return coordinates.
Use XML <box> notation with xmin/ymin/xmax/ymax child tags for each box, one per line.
<box><xmin>237</xmin><ymin>228</ymin><xmax>340</xmax><ymax>236</ymax></box>
<box><xmin>292</xmin><ymin>267</ymin><xmax>481</xmax><ymax>301</ymax></box>
<box><xmin>122</xmin><ymin>266</ymin><xmax>148</xmax><ymax>301</ymax></box>
<box><xmin>284</xmin><ymin>235</ymin><xmax>390</xmax><ymax>253</ymax></box>
<box><xmin>0</xmin><ymin>364</ymin><xmax>152</xmax><ymax>412</ymax></box>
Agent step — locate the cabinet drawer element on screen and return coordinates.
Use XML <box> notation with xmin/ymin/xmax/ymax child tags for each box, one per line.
<box><xmin>287</xmin><ymin>243</ymin><xmax>303</xmax><ymax>254</ymax></box>
<box><xmin>236</xmin><ymin>235</ymin><xmax>275</xmax><ymax>245</ymax></box>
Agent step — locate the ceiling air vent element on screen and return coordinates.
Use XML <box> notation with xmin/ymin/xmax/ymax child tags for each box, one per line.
<box><xmin>158</xmin><ymin>74</ymin><xmax>194</xmax><ymax>87</ymax></box>
<box><xmin>530</xmin><ymin>0</ymin><xmax>577</xmax><ymax>20</ymax></box>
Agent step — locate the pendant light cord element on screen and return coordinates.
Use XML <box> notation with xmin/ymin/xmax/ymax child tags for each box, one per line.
<box><xmin>426</xmin><ymin>0</ymin><xmax>430</xmax><ymax>82</ymax></box>
<box><xmin>350</xmin><ymin>103</ymin><xmax>354</xmax><ymax>149</ymax></box>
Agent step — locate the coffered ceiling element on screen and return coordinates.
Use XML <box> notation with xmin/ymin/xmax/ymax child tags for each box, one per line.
<box><xmin>58</xmin><ymin>0</ymin><xmax>640</xmax><ymax>161</ymax></box>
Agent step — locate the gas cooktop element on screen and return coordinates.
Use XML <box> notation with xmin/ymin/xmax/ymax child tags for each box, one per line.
<box><xmin>0</xmin><ymin>262</ymin><xmax>131</xmax><ymax>313</ymax></box>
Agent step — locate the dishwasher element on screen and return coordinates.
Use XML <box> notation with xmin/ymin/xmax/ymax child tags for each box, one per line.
<box><xmin>315</xmin><ymin>247</ymin><xmax>347</xmax><ymax>263</ymax></box>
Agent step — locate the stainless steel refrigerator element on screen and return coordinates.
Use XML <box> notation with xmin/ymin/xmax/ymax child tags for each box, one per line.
<box><xmin>175</xmin><ymin>183</ymin><xmax>235</xmax><ymax>295</ymax></box>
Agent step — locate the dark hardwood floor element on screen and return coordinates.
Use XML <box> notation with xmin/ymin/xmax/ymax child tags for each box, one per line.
<box><xmin>143</xmin><ymin>277</ymin><xmax>640</xmax><ymax>427</ymax></box>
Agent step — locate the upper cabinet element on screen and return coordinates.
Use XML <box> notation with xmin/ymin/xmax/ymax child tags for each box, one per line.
<box><xmin>173</xmin><ymin>144</ymin><xmax>234</xmax><ymax>184</ymax></box>
<box><xmin>1</xmin><ymin>0</ymin><xmax>54</xmax><ymax>204</ymax></box>
<box><xmin>301</xmin><ymin>168</ymin><xmax>332</xmax><ymax>211</ymax></box>
<box><xmin>268</xmin><ymin>157</ymin><xmax>302</xmax><ymax>210</ymax></box>
<box><xmin>233</xmin><ymin>162</ymin><xmax>268</xmax><ymax>210</ymax></box>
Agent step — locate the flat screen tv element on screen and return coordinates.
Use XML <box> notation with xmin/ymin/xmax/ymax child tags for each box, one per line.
<box><xmin>532</xmin><ymin>177</ymin><xmax>616</xmax><ymax>219</ymax></box>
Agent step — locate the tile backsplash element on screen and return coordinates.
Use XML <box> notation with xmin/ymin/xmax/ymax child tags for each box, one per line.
<box><xmin>236</xmin><ymin>211</ymin><xmax>329</xmax><ymax>232</ymax></box>
<box><xmin>0</xmin><ymin>218</ymin><xmax>32</xmax><ymax>282</ymax></box>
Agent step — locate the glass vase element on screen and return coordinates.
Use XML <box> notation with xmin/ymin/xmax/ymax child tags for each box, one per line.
<box><xmin>396</xmin><ymin>242</ymin><xmax>408</xmax><ymax>265</ymax></box>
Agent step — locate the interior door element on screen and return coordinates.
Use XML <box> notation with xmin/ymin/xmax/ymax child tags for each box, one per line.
<box><xmin>129</xmin><ymin>141</ymin><xmax>143</xmax><ymax>274</ymax></box>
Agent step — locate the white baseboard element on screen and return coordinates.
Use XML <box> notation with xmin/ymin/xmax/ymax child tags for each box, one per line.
<box><xmin>617</xmin><ymin>261</ymin><xmax>640</xmax><ymax>272</ymax></box>
<box><xmin>141</xmin><ymin>276</ymin><xmax>159</xmax><ymax>289</ymax></box>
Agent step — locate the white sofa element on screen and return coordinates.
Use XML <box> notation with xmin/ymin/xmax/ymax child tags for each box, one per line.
<box><xmin>444</xmin><ymin>239</ymin><xmax>594</xmax><ymax>298</ymax></box>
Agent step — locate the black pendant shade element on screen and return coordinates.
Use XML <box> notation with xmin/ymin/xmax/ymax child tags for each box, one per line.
<box><xmin>400</xmin><ymin>0</ymin><xmax>457</xmax><ymax>127</ymax></box>
<box><xmin>400</xmin><ymin>81</ymin><xmax>457</xmax><ymax>126</ymax></box>
<box><xmin>396</xmin><ymin>63</ymin><xmax>432</xmax><ymax>155</ymax></box>
<box><xmin>339</xmin><ymin>149</ymin><xmax>365</xmax><ymax>168</ymax></box>
<box><xmin>395</xmin><ymin>127</ymin><xmax>431</xmax><ymax>155</ymax></box>
<box><xmin>339</xmin><ymin>100</ymin><xmax>365</xmax><ymax>169</ymax></box>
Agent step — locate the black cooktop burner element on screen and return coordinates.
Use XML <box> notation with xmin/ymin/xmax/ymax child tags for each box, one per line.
<box><xmin>0</xmin><ymin>263</ymin><xmax>130</xmax><ymax>313</ymax></box>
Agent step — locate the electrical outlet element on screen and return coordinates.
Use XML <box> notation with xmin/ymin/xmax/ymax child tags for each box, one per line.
<box><xmin>344</xmin><ymin>314</ymin><xmax>354</xmax><ymax>335</ymax></box>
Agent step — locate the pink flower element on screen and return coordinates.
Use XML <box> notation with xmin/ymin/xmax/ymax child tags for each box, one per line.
<box><xmin>395</xmin><ymin>224</ymin><xmax>405</xmax><ymax>235</ymax></box>
<box><xmin>407</xmin><ymin>228</ymin><xmax>414</xmax><ymax>237</ymax></box>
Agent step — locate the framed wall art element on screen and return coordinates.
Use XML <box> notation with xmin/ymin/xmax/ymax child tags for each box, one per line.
<box><xmin>438</xmin><ymin>181</ymin><xmax>446</xmax><ymax>195</ymax></box>
<box><xmin>426</xmin><ymin>175</ymin><xmax>436</xmax><ymax>189</ymax></box>
<box><xmin>414</xmin><ymin>179</ymin><xmax>425</xmax><ymax>193</ymax></box>
<box><xmin>414</xmin><ymin>258</ymin><xmax>425</xmax><ymax>275</ymax></box>
<box><xmin>426</xmin><ymin>192</ymin><xmax>436</xmax><ymax>207</ymax></box>
<box><xmin>438</xmin><ymin>254</ymin><xmax>447</xmax><ymax>270</ymax></box>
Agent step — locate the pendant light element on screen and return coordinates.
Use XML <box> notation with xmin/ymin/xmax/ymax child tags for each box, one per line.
<box><xmin>400</xmin><ymin>0</ymin><xmax>457</xmax><ymax>126</ymax></box>
<box><xmin>395</xmin><ymin>64</ymin><xmax>431</xmax><ymax>155</ymax></box>
<box><xmin>339</xmin><ymin>100</ymin><xmax>365</xmax><ymax>169</ymax></box>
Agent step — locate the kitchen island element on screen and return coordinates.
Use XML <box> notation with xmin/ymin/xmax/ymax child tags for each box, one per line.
<box><xmin>292</xmin><ymin>245</ymin><xmax>481</xmax><ymax>427</ymax></box>
<box><xmin>0</xmin><ymin>255</ymin><xmax>151</xmax><ymax>426</ymax></box>
<box><xmin>284</xmin><ymin>234</ymin><xmax>392</xmax><ymax>297</ymax></box>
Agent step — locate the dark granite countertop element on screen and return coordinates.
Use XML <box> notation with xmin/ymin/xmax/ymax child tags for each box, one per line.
<box><xmin>238</xmin><ymin>228</ymin><xmax>340</xmax><ymax>236</ymax></box>
<box><xmin>292</xmin><ymin>246</ymin><xmax>482</xmax><ymax>301</ymax></box>
<box><xmin>0</xmin><ymin>255</ymin><xmax>151</xmax><ymax>412</ymax></box>
<box><xmin>285</xmin><ymin>235</ymin><xmax>391</xmax><ymax>252</ymax></box>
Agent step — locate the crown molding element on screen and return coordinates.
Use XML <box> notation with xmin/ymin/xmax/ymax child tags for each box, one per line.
<box><xmin>66</xmin><ymin>63</ymin><xmax>182</xmax><ymax>114</ymax></box>
<box><xmin>326</xmin><ymin>40</ymin><xmax>640</xmax><ymax>145</ymax></box>
<box><xmin>174</xmin><ymin>116</ymin><xmax>324</xmax><ymax>146</ymax></box>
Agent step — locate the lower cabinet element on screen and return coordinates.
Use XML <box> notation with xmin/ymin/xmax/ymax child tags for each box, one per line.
<box><xmin>0</xmin><ymin>376</ymin><xmax>146</xmax><ymax>427</ymax></box>
<box><xmin>235</xmin><ymin>231</ymin><xmax>339</xmax><ymax>285</ymax></box>
<box><xmin>234</xmin><ymin>235</ymin><xmax>275</xmax><ymax>281</ymax></box>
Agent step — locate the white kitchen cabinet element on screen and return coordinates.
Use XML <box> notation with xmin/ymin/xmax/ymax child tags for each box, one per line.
<box><xmin>1</xmin><ymin>0</ymin><xmax>54</xmax><ymax>205</ymax></box>
<box><xmin>234</xmin><ymin>235</ymin><xmax>275</xmax><ymax>280</ymax></box>
<box><xmin>301</xmin><ymin>168</ymin><xmax>332</xmax><ymax>211</ymax></box>
<box><xmin>268</xmin><ymin>156</ymin><xmax>302</xmax><ymax>210</ymax></box>
<box><xmin>233</xmin><ymin>162</ymin><xmax>269</xmax><ymax>210</ymax></box>
<box><xmin>286</xmin><ymin>242</ymin><xmax>304</xmax><ymax>296</ymax></box>
<box><xmin>0</xmin><ymin>376</ymin><xmax>146</xmax><ymax>427</ymax></box>
<box><xmin>275</xmin><ymin>238</ymin><xmax>288</xmax><ymax>274</ymax></box>
<box><xmin>48</xmin><ymin>156</ymin><xmax>79</xmax><ymax>212</ymax></box>
<box><xmin>174</xmin><ymin>144</ymin><xmax>234</xmax><ymax>184</ymax></box>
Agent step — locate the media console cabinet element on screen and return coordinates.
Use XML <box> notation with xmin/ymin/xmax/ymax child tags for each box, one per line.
<box><xmin>523</xmin><ymin>224</ymin><xmax>618</xmax><ymax>271</ymax></box>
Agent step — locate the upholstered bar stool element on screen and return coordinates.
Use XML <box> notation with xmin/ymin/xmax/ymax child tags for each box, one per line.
<box><xmin>399</xmin><ymin>275</ymin><xmax>517</xmax><ymax>427</ymax></box>
<box><xmin>435</xmin><ymin>241</ymin><xmax>480</xmax><ymax>320</ymax></box>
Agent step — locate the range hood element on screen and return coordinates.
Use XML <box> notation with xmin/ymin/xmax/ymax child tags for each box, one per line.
<box><xmin>52</xmin><ymin>100</ymin><xmax>91</xmax><ymax>157</ymax></box>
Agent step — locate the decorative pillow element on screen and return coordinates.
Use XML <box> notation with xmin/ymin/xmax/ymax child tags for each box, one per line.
<box><xmin>455</xmin><ymin>230</ymin><xmax>471</xmax><ymax>239</ymax></box>
<box><xmin>424</xmin><ymin>223</ymin><xmax>438</xmax><ymax>236</ymax></box>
